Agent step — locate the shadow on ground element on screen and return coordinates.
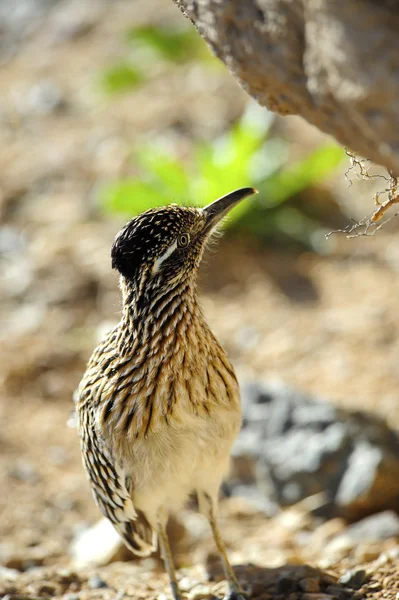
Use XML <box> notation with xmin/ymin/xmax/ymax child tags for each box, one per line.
<box><xmin>208</xmin><ymin>560</ymin><xmax>363</xmax><ymax>599</ymax></box>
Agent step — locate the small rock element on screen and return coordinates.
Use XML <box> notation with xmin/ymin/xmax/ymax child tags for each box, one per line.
<box><xmin>188</xmin><ymin>584</ymin><xmax>212</xmax><ymax>600</ymax></box>
<box><xmin>67</xmin><ymin>410</ymin><xmax>78</xmax><ymax>428</ymax></box>
<box><xmin>70</xmin><ymin>518</ymin><xmax>129</xmax><ymax>567</ymax></box>
<box><xmin>50</xmin><ymin>16</ymin><xmax>94</xmax><ymax>43</ymax></box>
<box><xmin>3</xmin><ymin>556</ymin><xmax>26</xmax><ymax>570</ymax></box>
<box><xmin>48</xmin><ymin>1</ymin><xmax>99</xmax><ymax>44</ymax></box>
<box><xmin>57</xmin><ymin>569</ymin><xmax>78</xmax><ymax>583</ymax></box>
<box><xmin>248</xmin><ymin>580</ymin><xmax>268</xmax><ymax>596</ymax></box>
<box><xmin>0</xmin><ymin>566</ymin><xmax>19</xmax><ymax>580</ymax></box>
<box><xmin>235</xmin><ymin>325</ymin><xmax>260</xmax><ymax>351</ymax></box>
<box><xmin>49</xmin><ymin>446</ymin><xmax>69</xmax><ymax>465</ymax></box>
<box><xmin>64</xmin><ymin>595</ymin><xmax>79</xmax><ymax>600</ymax></box>
<box><xmin>26</xmin><ymin>80</ymin><xmax>65</xmax><ymax>115</ymax></box>
<box><xmin>338</xmin><ymin>568</ymin><xmax>367</xmax><ymax>590</ymax></box>
<box><xmin>301</xmin><ymin>595</ymin><xmax>334</xmax><ymax>600</ymax></box>
<box><xmin>322</xmin><ymin>536</ymin><xmax>355</xmax><ymax>563</ymax></box>
<box><xmin>320</xmin><ymin>572</ymin><xmax>337</xmax><ymax>586</ymax></box>
<box><xmin>374</xmin><ymin>545</ymin><xmax>399</xmax><ymax>567</ymax></box>
<box><xmin>8</xmin><ymin>460</ymin><xmax>39</xmax><ymax>483</ymax></box>
<box><xmin>276</xmin><ymin>576</ymin><xmax>298</xmax><ymax>593</ymax></box>
<box><xmin>38</xmin><ymin>584</ymin><xmax>58</xmax><ymax>596</ymax></box>
<box><xmin>345</xmin><ymin>510</ymin><xmax>399</xmax><ymax>542</ymax></box>
<box><xmin>354</xmin><ymin>546</ymin><xmax>380</xmax><ymax>562</ymax></box>
<box><xmin>227</xmin><ymin>379</ymin><xmax>399</xmax><ymax>520</ymax></box>
<box><xmin>179</xmin><ymin>577</ymin><xmax>199</xmax><ymax>592</ymax></box>
<box><xmin>325</xmin><ymin>585</ymin><xmax>353</xmax><ymax>599</ymax></box>
<box><xmin>336</xmin><ymin>441</ymin><xmax>399</xmax><ymax>520</ymax></box>
<box><xmin>0</xmin><ymin>225</ymin><xmax>26</xmax><ymax>255</ymax></box>
<box><xmin>299</xmin><ymin>577</ymin><xmax>320</xmax><ymax>592</ymax></box>
<box><xmin>4</xmin><ymin>596</ymin><xmax>49</xmax><ymax>600</ymax></box>
<box><xmin>88</xmin><ymin>574</ymin><xmax>108</xmax><ymax>589</ymax></box>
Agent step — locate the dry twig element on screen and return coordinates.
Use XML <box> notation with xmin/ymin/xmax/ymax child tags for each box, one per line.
<box><xmin>328</xmin><ymin>150</ymin><xmax>399</xmax><ymax>239</ymax></box>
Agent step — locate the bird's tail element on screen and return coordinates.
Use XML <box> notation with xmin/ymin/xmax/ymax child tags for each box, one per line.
<box><xmin>115</xmin><ymin>510</ymin><xmax>157</xmax><ymax>556</ymax></box>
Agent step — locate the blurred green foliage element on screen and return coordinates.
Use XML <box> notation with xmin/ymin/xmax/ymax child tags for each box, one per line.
<box><xmin>126</xmin><ymin>25</ymin><xmax>212</xmax><ymax>63</ymax></box>
<box><xmin>97</xmin><ymin>21</ymin><xmax>344</xmax><ymax>248</ymax></box>
<box><xmin>98</xmin><ymin>23</ymin><xmax>216</xmax><ymax>95</ymax></box>
<box><xmin>100</xmin><ymin>104</ymin><xmax>344</xmax><ymax>249</ymax></box>
<box><xmin>99</xmin><ymin>62</ymin><xmax>143</xmax><ymax>94</ymax></box>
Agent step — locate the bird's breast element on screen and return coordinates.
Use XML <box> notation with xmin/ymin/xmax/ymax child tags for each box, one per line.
<box><xmin>95</xmin><ymin>312</ymin><xmax>240</xmax><ymax>448</ymax></box>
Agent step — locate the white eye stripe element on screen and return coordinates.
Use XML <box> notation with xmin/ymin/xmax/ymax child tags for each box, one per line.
<box><xmin>151</xmin><ymin>240</ymin><xmax>178</xmax><ymax>275</ymax></box>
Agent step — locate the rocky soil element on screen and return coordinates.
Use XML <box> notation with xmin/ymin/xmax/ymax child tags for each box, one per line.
<box><xmin>1</xmin><ymin>1</ymin><xmax>399</xmax><ymax>599</ymax></box>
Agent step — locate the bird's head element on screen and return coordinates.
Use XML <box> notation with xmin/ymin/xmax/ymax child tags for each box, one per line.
<box><xmin>111</xmin><ymin>187</ymin><xmax>257</xmax><ymax>305</ymax></box>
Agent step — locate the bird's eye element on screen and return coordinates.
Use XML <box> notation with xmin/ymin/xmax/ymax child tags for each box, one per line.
<box><xmin>178</xmin><ymin>233</ymin><xmax>190</xmax><ymax>248</ymax></box>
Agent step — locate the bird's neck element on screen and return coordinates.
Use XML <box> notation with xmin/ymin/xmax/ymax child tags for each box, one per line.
<box><xmin>117</xmin><ymin>276</ymin><xmax>202</xmax><ymax>354</ymax></box>
<box><xmin>95</xmin><ymin>275</ymin><xmax>238</xmax><ymax>441</ymax></box>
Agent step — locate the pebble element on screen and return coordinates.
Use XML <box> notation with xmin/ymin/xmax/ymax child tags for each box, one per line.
<box><xmin>276</xmin><ymin>576</ymin><xmax>298</xmax><ymax>593</ymax></box>
<box><xmin>70</xmin><ymin>518</ymin><xmax>126</xmax><ymax>567</ymax></box>
<box><xmin>48</xmin><ymin>446</ymin><xmax>69</xmax><ymax>466</ymax></box>
<box><xmin>301</xmin><ymin>595</ymin><xmax>334</xmax><ymax>600</ymax></box>
<box><xmin>248</xmin><ymin>580</ymin><xmax>268</xmax><ymax>596</ymax></box>
<box><xmin>338</xmin><ymin>568</ymin><xmax>367</xmax><ymax>589</ymax></box>
<box><xmin>8</xmin><ymin>461</ymin><xmax>39</xmax><ymax>483</ymax></box>
<box><xmin>187</xmin><ymin>584</ymin><xmax>212</xmax><ymax>600</ymax></box>
<box><xmin>37</xmin><ymin>584</ymin><xmax>57</xmax><ymax>596</ymax></box>
<box><xmin>320</xmin><ymin>573</ymin><xmax>338</xmax><ymax>586</ymax></box>
<box><xmin>230</xmin><ymin>379</ymin><xmax>399</xmax><ymax>520</ymax></box>
<box><xmin>179</xmin><ymin>577</ymin><xmax>199</xmax><ymax>592</ymax></box>
<box><xmin>374</xmin><ymin>545</ymin><xmax>399</xmax><ymax>566</ymax></box>
<box><xmin>57</xmin><ymin>568</ymin><xmax>74</xmax><ymax>578</ymax></box>
<box><xmin>299</xmin><ymin>577</ymin><xmax>320</xmax><ymax>592</ymax></box>
<box><xmin>0</xmin><ymin>566</ymin><xmax>19</xmax><ymax>580</ymax></box>
<box><xmin>4</xmin><ymin>596</ymin><xmax>50</xmax><ymax>600</ymax></box>
<box><xmin>325</xmin><ymin>585</ymin><xmax>353</xmax><ymax>599</ymax></box>
<box><xmin>64</xmin><ymin>594</ymin><xmax>79</xmax><ymax>600</ymax></box>
<box><xmin>345</xmin><ymin>510</ymin><xmax>399</xmax><ymax>542</ymax></box>
<box><xmin>0</xmin><ymin>226</ymin><xmax>26</xmax><ymax>255</ymax></box>
<box><xmin>26</xmin><ymin>80</ymin><xmax>65</xmax><ymax>115</ymax></box>
<box><xmin>88</xmin><ymin>574</ymin><xmax>108</xmax><ymax>589</ymax></box>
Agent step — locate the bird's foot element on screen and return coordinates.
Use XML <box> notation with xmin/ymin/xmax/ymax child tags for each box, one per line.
<box><xmin>170</xmin><ymin>581</ymin><xmax>183</xmax><ymax>600</ymax></box>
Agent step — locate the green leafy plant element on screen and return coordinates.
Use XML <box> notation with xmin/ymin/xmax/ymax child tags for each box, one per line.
<box><xmin>98</xmin><ymin>24</ymin><xmax>217</xmax><ymax>95</ymax></box>
<box><xmin>100</xmin><ymin>104</ymin><xmax>345</xmax><ymax>249</ymax></box>
<box><xmin>99</xmin><ymin>62</ymin><xmax>144</xmax><ymax>94</ymax></box>
<box><xmin>126</xmin><ymin>25</ymin><xmax>213</xmax><ymax>63</ymax></box>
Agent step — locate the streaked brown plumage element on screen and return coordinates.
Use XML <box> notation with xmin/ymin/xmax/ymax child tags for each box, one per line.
<box><xmin>76</xmin><ymin>188</ymin><xmax>257</xmax><ymax>600</ymax></box>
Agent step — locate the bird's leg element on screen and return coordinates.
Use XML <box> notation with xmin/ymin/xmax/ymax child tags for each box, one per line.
<box><xmin>198</xmin><ymin>492</ymin><xmax>246</xmax><ymax>600</ymax></box>
<box><xmin>157</xmin><ymin>521</ymin><xmax>182</xmax><ymax>600</ymax></box>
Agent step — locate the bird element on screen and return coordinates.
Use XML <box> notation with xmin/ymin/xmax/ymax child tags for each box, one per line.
<box><xmin>76</xmin><ymin>187</ymin><xmax>257</xmax><ymax>600</ymax></box>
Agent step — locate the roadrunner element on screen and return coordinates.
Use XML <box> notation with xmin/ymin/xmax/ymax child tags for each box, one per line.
<box><xmin>76</xmin><ymin>188</ymin><xmax>257</xmax><ymax>600</ymax></box>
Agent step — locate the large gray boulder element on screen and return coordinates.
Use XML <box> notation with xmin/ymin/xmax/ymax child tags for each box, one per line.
<box><xmin>174</xmin><ymin>0</ymin><xmax>399</xmax><ymax>174</ymax></box>
<box><xmin>226</xmin><ymin>379</ymin><xmax>399</xmax><ymax>520</ymax></box>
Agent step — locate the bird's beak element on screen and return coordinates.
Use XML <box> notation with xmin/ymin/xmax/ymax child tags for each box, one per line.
<box><xmin>203</xmin><ymin>187</ymin><xmax>258</xmax><ymax>232</ymax></box>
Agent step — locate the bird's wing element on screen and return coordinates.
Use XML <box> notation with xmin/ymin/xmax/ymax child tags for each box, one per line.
<box><xmin>79</xmin><ymin>408</ymin><xmax>156</xmax><ymax>556</ymax></box>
